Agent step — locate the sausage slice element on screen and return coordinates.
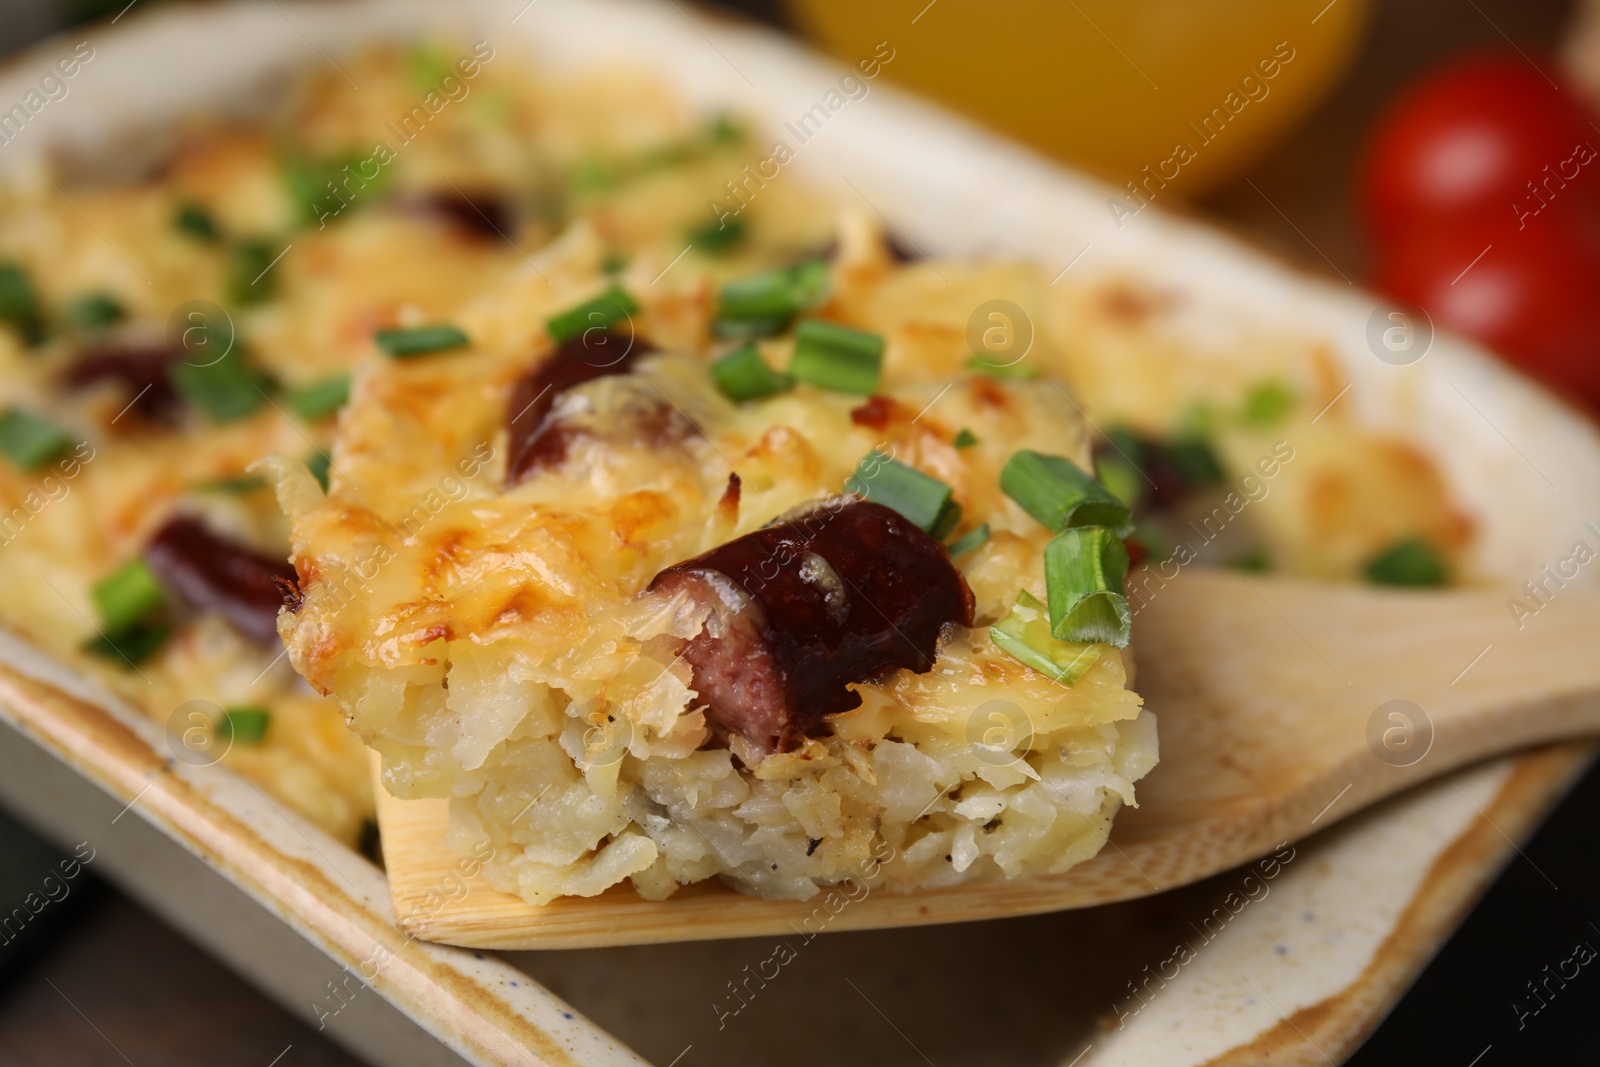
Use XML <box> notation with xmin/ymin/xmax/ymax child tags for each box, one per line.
<box><xmin>144</xmin><ymin>516</ymin><xmax>297</xmax><ymax>644</ymax></box>
<box><xmin>648</xmin><ymin>498</ymin><xmax>974</xmax><ymax>757</ymax></box>
<box><xmin>59</xmin><ymin>344</ymin><xmax>182</xmax><ymax>423</ymax></box>
<box><xmin>505</xmin><ymin>329</ymin><xmax>655</xmax><ymax>485</ymax></box>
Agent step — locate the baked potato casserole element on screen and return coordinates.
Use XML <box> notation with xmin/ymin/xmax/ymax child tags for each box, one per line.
<box><xmin>0</xmin><ymin>42</ymin><xmax>1470</xmax><ymax>902</ymax></box>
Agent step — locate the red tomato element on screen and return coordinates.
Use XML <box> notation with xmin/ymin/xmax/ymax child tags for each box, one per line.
<box><xmin>1359</xmin><ymin>55</ymin><xmax>1600</xmax><ymax>242</ymax></box>
<box><xmin>1375</xmin><ymin>201</ymin><xmax>1600</xmax><ymax>402</ymax></box>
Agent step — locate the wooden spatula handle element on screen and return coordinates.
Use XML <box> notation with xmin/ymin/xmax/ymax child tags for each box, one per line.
<box><xmin>1119</xmin><ymin>569</ymin><xmax>1600</xmax><ymax>855</ymax></box>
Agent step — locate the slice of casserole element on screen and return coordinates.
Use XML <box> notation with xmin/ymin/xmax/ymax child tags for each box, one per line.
<box><xmin>269</xmin><ymin>223</ymin><xmax>1156</xmax><ymax>903</ymax></box>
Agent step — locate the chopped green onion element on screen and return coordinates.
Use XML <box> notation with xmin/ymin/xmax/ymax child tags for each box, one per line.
<box><xmin>600</xmin><ymin>250</ymin><xmax>629</xmax><ymax>275</ymax></box>
<box><xmin>218</xmin><ymin>706</ymin><xmax>271</xmax><ymax>745</ymax></box>
<box><xmin>169</xmin><ymin>352</ymin><xmax>265</xmax><ymax>423</ymax></box>
<box><xmin>1365</xmin><ymin>538</ymin><xmax>1447</xmax><ymax>587</ymax></box>
<box><xmin>1242</xmin><ymin>379</ymin><xmax>1295</xmax><ymax>427</ymax></box>
<box><xmin>406</xmin><ymin>42</ymin><xmax>452</xmax><ymax>90</ymax></box>
<box><xmin>570</xmin><ymin>157</ymin><xmax>623</xmax><ymax>194</ymax></box>
<box><xmin>0</xmin><ymin>263</ymin><xmax>43</xmax><ymax>346</ymax></box>
<box><xmin>546</xmin><ymin>286</ymin><xmax>637</xmax><ymax>344</ymax></box>
<box><xmin>1175</xmin><ymin>399</ymin><xmax>1221</xmax><ymax>439</ymax></box>
<box><xmin>306</xmin><ymin>450</ymin><xmax>332</xmax><ymax>491</ymax></box>
<box><xmin>1044</xmin><ymin>526</ymin><xmax>1131</xmax><ymax>647</ymax></box>
<box><xmin>845</xmin><ymin>450</ymin><xmax>953</xmax><ymax>532</ymax></box>
<box><xmin>990</xmin><ymin>590</ymin><xmax>1104</xmax><ymax>685</ymax></box>
<box><xmin>374</xmin><ymin>324</ymin><xmax>470</xmax><ymax>358</ymax></box>
<box><xmin>1162</xmin><ymin>436</ymin><xmax>1223</xmax><ymax>487</ymax></box>
<box><xmin>1231</xmin><ymin>548</ymin><xmax>1272</xmax><ymax>572</ymax></box>
<box><xmin>0</xmin><ymin>408</ymin><xmax>71</xmax><ymax>471</ymax></box>
<box><xmin>637</xmin><ymin>140</ymin><xmax>696</xmax><ymax>172</ymax></box>
<box><xmin>91</xmin><ymin>559</ymin><xmax>167</xmax><ymax>635</ymax></box>
<box><xmin>715</xmin><ymin>259</ymin><xmax>830</xmax><ymax>327</ymax></box>
<box><xmin>197</xmin><ymin>473</ymin><xmax>268</xmax><ymax>494</ymax></box>
<box><xmin>966</xmin><ymin>354</ymin><xmax>1037</xmax><ymax>380</ymax></box>
<box><xmin>1001</xmin><ymin>450</ymin><xmax>1134</xmax><ymax>537</ymax></box>
<box><xmin>953</xmin><ymin>428</ymin><xmax>978</xmax><ymax>450</ymax></box>
<box><xmin>929</xmin><ymin>499</ymin><xmax>963</xmax><ymax>542</ymax></box>
<box><xmin>282</xmin><ymin>153</ymin><xmax>388</xmax><ymax>227</ymax></box>
<box><xmin>173</xmin><ymin>202</ymin><xmax>221</xmax><ymax>242</ymax></box>
<box><xmin>947</xmin><ymin>523</ymin><xmax>990</xmax><ymax>557</ymax></box>
<box><xmin>227</xmin><ymin>239</ymin><xmax>280</xmax><ymax>306</ymax></box>
<box><xmin>706</xmin><ymin>113</ymin><xmax>744</xmax><ymax>145</ymax></box>
<box><xmin>282</xmin><ymin>156</ymin><xmax>335</xmax><ymax>224</ymax></box>
<box><xmin>712</xmin><ymin>314</ymin><xmax>793</xmax><ymax>341</ymax></box>
<box><xmin>1103</xmin><ymin>426</ymin><xmax>1145</xmax><ymax>463</ymax></box>
<box><xmin>84</xmin><ymin>621</ymin><xmax>171</xmax><ymax>666</ymax></box>
<box><xmin>64</xmin><ymin>292</ymin><xmax>126</xmax><ymax>332</ymax></box>
<box><xmin>1093</xmin><ymin>452</ymin><xmax>1142</xmax><ymax>509</ymax></box>
<box><xmin>571</xmin><ymin>118</ymin><xmax>741</xmax><ymax>195</ymax></box>
<box><xmin>468</xmin><ymin>88</ymin><xmax>514</xmax><ymax>125</ymax></box>
<box><xmin>789</xmin><ymin>319</ymin><xmax>883</xmax><ymax>395</ymax></box>
<box><xmin>0</xmin><ymin>264</ymin><xmax>37</xmax><ymax>320</ymax></box>
<box><xmin>711</xmin><ymin>344</ymin><xmax>791</xmax><ymax>402</ymax></box>
<box><xmin>688</xmin><ymin>215</ymin><xmax>745</xmax><ymax>254</ymax></box>
<box><xmin>287</xmin><ymin>374</ymin><xmax>350</xmax><ymax>420</ymax></box>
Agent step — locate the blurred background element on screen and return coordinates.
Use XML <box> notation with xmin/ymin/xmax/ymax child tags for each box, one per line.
<box><xmin>1</xmin><ymin>0</ymin><xmax>1598</xmax><ymax>1063</ymax></box>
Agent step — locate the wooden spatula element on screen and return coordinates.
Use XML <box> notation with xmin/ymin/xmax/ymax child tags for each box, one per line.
<box><xmin>375</xmin><ymin>569</ymin><xmax>1600</xmax><ymax>949</ymax></box>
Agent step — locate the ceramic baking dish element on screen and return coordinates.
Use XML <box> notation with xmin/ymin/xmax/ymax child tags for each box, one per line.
<box><xmin>1</xmin><ymin>2</ymin><xmax>1596</xmax><ymax>1064</ymax></box>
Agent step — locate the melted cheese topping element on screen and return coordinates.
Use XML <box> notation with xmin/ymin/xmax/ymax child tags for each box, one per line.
<box><xmin>273</xmin><ymin>217</ymin><xmax>1134</xmax><ymax>778</ymax></box>
<box><xmin>0</xmin><ymin>41</ymin><xmax>1470</xmax><ymax>875</ymax></box>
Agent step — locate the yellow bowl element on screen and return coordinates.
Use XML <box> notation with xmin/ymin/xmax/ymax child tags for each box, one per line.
<box><xmin>788</xmin><ymin>0</ymin><xmax>1371</xmax><ymax>197</ymax></box>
